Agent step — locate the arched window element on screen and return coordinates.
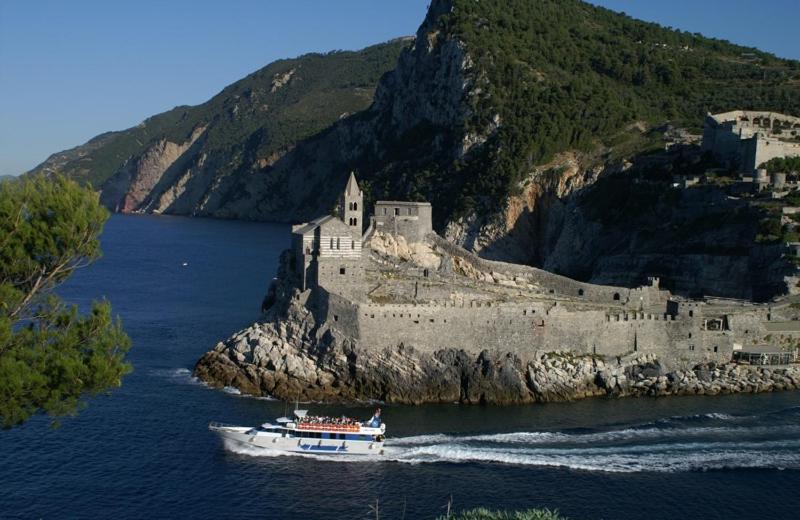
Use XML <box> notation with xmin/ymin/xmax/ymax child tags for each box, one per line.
<box><xmin>578</xmin><ymin>289</ymin><xmax>584</xmax><ymax>296</ymax></box>
<box><xmin>613</xmin><ymin>293</ymin><xmax>620</xmax><ymax>301</ymax></box>
<box><xmin>353</xmin><ymin>217</ymin><xmax>358</xmax><ymax>226</ymax></box>
<box><xmin>353</xmin><ymin>202</ymin><xmax>358</xmax><ymax>211</ymax></box>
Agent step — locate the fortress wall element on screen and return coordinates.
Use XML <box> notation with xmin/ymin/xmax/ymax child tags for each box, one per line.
<box><xmin>317</xmin><ymin>258</ymin><xmax>367</xmax><ymax>301</ymax></box>
<box><xmin>430</xmin><ymin>234</ymin><xmax>667</xmax><ymax>304</ymax></box>
<box><xmin>355</xmin><ymin>301</ymin><xmax>549</xmax><ymax>356</ymax></box>
<box><xmin>350</xmin><ymin>297</ymin><xmax>733</xmax><ymax>364</ymax></box>
<box><xmin>317</xmin><ymin>289</ymin><xmax>361</xmax><ymax>339</ymax></box>
<box><xmin>754</xmin><ymin>139</ymin><xmax>800</xmax><ymax>170</ymax></box>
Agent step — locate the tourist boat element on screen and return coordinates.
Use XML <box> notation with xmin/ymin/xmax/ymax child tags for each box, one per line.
<box><xmin>209</xmin><ymin>408</ymin><xmax>386</xmax><ymax>456</ymax></box>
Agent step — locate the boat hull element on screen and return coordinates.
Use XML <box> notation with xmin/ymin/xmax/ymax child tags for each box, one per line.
<box><xmin>210</xmin><ymin>425</ymin><xmax>385</xmax><ymax>456</ymax></box>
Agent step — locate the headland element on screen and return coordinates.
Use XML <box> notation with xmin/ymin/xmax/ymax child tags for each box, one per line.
<box><xmin>194</xmin><ymin>173</ymin><xmax>800</xmax><ymax>404</ymax></box>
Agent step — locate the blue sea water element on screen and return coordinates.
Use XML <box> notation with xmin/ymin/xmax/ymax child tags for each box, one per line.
<box><xmin>2</xmin><ymin>214</ymin><xmax>800</xmax><ymax>519</ymax></box>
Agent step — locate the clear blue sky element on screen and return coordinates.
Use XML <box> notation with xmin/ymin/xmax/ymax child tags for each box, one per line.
<box><xmin>1</xmin><ymin>0</ymin><xmax>798</xmax><ymax>176</ymax></box>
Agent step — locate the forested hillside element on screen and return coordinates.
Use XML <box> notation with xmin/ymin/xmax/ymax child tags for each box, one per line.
<box><xmin>29</xmin><ymin>39</ymin><xmax>409</xmax><ymax>208</ymax></box>
<box><xmin>429</xmin><ymin>0</ymin><xmax>800</xmax><ymax>215</ymax></box>
<box><xmin>29</xmin><ymin>0</ymin><xmax>800</xmax><ymax>299</ymax></box>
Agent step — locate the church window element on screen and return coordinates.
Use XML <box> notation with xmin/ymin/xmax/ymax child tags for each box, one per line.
<box><xmin>353</xmin><ymin>202</ymin><xmax>358</xmax><ymax>211</ymax></box>
<box><xmin>353</xmin><ymin>217</ymin><xmax>358</xmax><ymax>226</ymax></box>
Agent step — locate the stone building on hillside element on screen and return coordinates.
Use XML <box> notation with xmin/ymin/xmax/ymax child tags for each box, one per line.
<box><xmin>291</xmin><ymin>172</ymin><xmax>365</xmax><ymax>299</ymax></box>
<box><xmin>291</xmin><ymin>172</ymin><xmax>434</xmax><ymax>299</ymax></box>
<box><xmin>702</xmin><ymin>110</ymin><xmax>800</xmax><ymax>173</ymax></box>
<box><xmin>372</xmin><ymin>201</ymin><xmax>433</xmax><ymax>243</ymax></box>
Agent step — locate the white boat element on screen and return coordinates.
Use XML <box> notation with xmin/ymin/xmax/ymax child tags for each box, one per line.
<box><xmin>209</xmin><ymin>408</ymin><xmax>386</xmax><ymax>456</ymax></box>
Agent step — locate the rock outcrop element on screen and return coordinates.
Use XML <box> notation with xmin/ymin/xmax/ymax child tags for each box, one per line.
<box><xmin>195</xmin><ymin>306</ymin><xmax>800</xmax><ymax>405</ymax></box>
<box><xmin>193</xmin><ymin>250</ymin><xmax>800</xmax><ymax>405</ymax></box>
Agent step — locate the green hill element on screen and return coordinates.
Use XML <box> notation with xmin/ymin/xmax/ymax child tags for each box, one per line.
<box><xmin>406</xmin><ymin>0</ymin><xmax>800</xmax><ymax>215</ymax></box>
<box><xmin>29</xmin><ymin>39</ymin><xmax>410</xmax><ymax>192</ymax></box>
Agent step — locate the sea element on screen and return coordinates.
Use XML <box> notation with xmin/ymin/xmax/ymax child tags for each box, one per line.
<box><xmin>2</xmin><ymin>214</ymin><xmax>800</xmax><ymax>519</ymax></box>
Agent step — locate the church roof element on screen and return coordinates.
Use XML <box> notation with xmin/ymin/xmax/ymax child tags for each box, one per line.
<box><xmin>292</xmin><ymin>215</ymin><xmax>358</xmax><ymax>237</ymax></box>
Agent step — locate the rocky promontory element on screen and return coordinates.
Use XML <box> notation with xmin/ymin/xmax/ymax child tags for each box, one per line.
<box><xmin>195</xmin><ymin>315</ymin><xmax>800</xmax><ymax>405</ymax></box>
<box><xmin>194</xmin><ymin>268</ymin><xmax>800</xmax><ymax>405</ymax></box>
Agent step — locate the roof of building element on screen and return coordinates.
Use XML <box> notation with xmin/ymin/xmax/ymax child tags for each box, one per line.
<box><xmin>375</xmin><ymin>200</ymin><xmax>431</xmax><ymax>206</ymax></box>
<box><xmin>709</xmin><ymin>110</ymin><xmax>800</xmax><ymax>125</ymax></box>
<box><xmin>344</xmin><ymin>171</ymin><xmax>361</xmax><ymax>197</ymax></box>
<box><xmin>292</xmin><ymin>215</ymin><xmax>358</xmax><ymax>237</ymax></box>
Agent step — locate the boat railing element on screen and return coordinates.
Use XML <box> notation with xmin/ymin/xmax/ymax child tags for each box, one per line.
<box><xmin>296</xmin><ymin>421</ymin><xmax>362</xmax><ymax>432</ymax></box>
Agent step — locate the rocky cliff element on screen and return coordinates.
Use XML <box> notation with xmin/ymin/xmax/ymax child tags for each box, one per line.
<box><xmin>34</xmin><ymin>0</ymin><xmax>800</xmax><ymax>300</ymax></box>
<box><xmin>194</xmin><ymin>252</ymin><xmax>800</xmax><ymax>405</ymax></box>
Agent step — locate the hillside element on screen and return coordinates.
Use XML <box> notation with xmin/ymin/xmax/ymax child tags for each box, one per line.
<box><xmin>36</xmin><ymin>0</ymin><xmax>800</xmax><ymax>299</ymax></box>
<box><xmin>29</xmin><ymin>39</ymin><xmax>410</xmax><ymax>212</ymax></box>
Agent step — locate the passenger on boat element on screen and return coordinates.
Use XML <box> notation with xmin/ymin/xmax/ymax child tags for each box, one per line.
<box><xmin>367</xmin><ymin>408</ymin><xmax>381</xmax><ymax>428</ymax></box>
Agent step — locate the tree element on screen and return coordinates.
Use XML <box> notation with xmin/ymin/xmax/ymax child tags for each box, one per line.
<box><xmin>0</xmin><ymin>174</ymin><xmax>131</xmax><ymax>428</ymax></box>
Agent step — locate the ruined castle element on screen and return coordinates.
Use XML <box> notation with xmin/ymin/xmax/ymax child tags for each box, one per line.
<box><xmin>702</xmin><ymin>110</ymin><xmax>800</xmax><ymax>173</ymax></box>
<box><xmin>288</xmin><ymin>174</ymin><xmax>786</xmax><ymax>368</ymax></box>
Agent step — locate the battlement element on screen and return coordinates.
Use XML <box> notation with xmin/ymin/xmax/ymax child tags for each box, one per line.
<box><xmin>702</xmin><ymin>110</ymin><xmax>800</xmax><ymax>172</ymax></box>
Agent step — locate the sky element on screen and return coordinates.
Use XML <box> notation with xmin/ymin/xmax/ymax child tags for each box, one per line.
<box><xmin>1</xmin><ymin>0</ymin><xmax>799</xmax><ymax>177</ymax></box>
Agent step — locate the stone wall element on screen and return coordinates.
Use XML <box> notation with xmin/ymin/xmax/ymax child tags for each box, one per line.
<box><xmin>373</xmin><ymin>201</ymin><xmax>433</xmax><ymax>242</ymax></box>
<box><xmin>350</xmin><ymin>298</ymin><xmax>735</xmax><ymax>366</ymax></box>
<box><xmin>430</xmin><ymin>234</ymin><xmax>669</xmax><ymax>306</ymax></box>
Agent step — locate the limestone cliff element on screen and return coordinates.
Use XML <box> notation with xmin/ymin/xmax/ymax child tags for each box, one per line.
<box><xmin>32</xmin><ymin>0</ymin><xmax>800</xmax><ymax>300</ymax></box>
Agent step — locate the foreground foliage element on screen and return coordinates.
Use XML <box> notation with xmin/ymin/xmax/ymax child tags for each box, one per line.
<box><xmin>0</xmin><ymin>175</ymin><xmax>131</xmax><ymax>428</ymax></box>
<box><xmin>437</xmin><ymin>508</ymin><xmax>567</xmax><ymax>520</ymax></box>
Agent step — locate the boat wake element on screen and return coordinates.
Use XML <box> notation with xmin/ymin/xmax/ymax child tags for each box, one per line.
<box><xmin>222</xmin><ymin>407</ymin><xmax>800</xmax><ymax>473</ymax></box>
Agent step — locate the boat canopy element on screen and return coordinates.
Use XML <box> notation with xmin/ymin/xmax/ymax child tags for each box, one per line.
<box><xmin>293</xmin><ymin>409</ymin><xmax>308</xmax><ymax>419</ymax></box>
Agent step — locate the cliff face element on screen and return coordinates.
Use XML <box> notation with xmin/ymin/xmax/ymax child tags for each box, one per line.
<box><xmin>33</xmin><ymin>0</ymin><xmax>800</xmax><ymax>300</ymax></box>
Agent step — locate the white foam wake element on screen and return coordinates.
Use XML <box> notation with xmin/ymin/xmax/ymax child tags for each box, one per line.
<box><xmin>220</xmin><ymin>427</ymin><xmax>800</xmax><ymax>473</ymax></box>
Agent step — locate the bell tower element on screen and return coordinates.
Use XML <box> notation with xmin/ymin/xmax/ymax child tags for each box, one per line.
<box><xmin>340</xmin><ymin>171</ymin><xmax>363</xmax><ymax>236</ymax></box>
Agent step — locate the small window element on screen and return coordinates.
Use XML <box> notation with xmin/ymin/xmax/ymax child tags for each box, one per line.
<box><xmin>333</xmin><ymin>315</ymin><xmax>339</xmax><ymax>322</ymax></box>
<box><xmin>339</xmin><ymin>267</ymin><xmax>346</xmax><ymax>275</ymax></box>
<box><xmin>351</xmin><ymin>240</ymin><xmax>355</xmax><ymax>250</ymax></box>
<box><xmin>353</xmin><ymin>202</ymin><xmax>358</xmax><ymax>211</ymax></box>
<box><xmin>394</xmin><ymin>208</ymin><xmax>400</xmax><ymax>215</ymax></box>
<box><xmin>713</xmin><ymin>346</ymin><xmax>718</xmax><ymax>353</ymax></box>
<box><xmin>330</xmin><ymin>238</ymin><xmax>334</xmax><ymax>249</ymax></box>
<box><xmin>337</xmin><ymin>237</ymin><xmax>340</xmax><ymax>249</ymax></box>
<box><xmin>353</xmin><ymin>217</ymin><xmax>357</xmax><ymax>226</ymax></box>
<box><xmin>383</xmin><ymin>208</ymin><xmax>387</xmax><ymax>215</ymax></box>
<box><xmin>578</xmin><ymin>289</ymin><xmax>584</xmax><ymax>296</ymax></box>
<box><xmin>407</xmin><ymin>207</ymin><xmax>413</xmax><ymax>215</ymax></box>
<box><xmin>613</xmin><ymin>293</ymin><xmax>620</xmax><ymax>301</ymax></box>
